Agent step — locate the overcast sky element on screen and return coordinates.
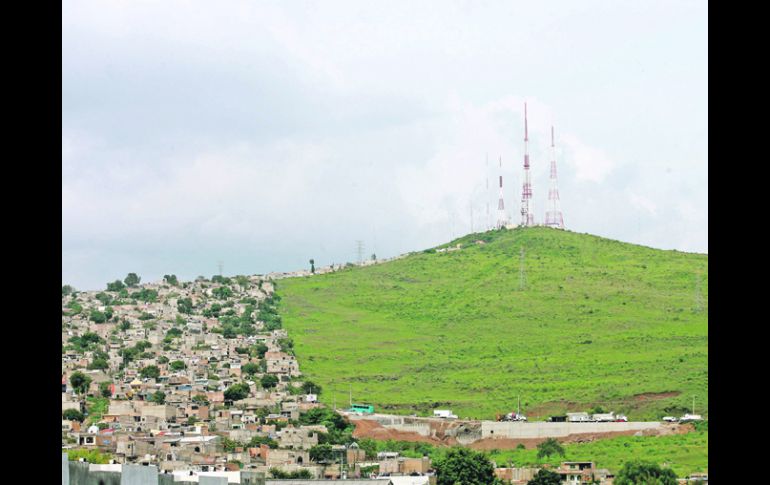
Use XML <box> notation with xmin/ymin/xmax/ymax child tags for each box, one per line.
<box><xmin>63</xmin><ymin>0</ymin><xmax>708</xmax><ymax>291</ymax></box>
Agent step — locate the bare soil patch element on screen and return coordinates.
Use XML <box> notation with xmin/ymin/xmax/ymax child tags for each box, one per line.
<box><xmin>351</xmin><ymin>418</ymin><xmax>692</xmax><ymax>450</ymax></box>
<box><xmin>351</xmin><ymin>418</ymin><xmax>454</xmax><ymax>446</ymax></box>
<box><xmin>632</xmin><ymin>391</ymin><xmax>681</xmax><ymax>401</ymax></box>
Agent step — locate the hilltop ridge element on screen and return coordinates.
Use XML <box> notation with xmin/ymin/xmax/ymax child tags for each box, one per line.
<box><xmin>278</xmin><ymin>226</ymin><xmax>708</xmax><ymax>420</ymax></box>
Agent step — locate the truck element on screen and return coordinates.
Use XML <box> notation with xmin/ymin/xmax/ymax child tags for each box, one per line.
<box><xmin>592</xmin><ymin>412</ymin><xmax>616</xmax><ymax>422</ymax></box>
<box><xmin>566</xmin><ymin>412</ymin><xmax>592</xmax><ymax>422</ymax></box>
<box><xmin>679</xmin><ymin>413</ymin><xmax>703</xmax><ymax>422</ymax></box>
<box><xmin>615</xmin><ymin>414</ymin><xmax>628</xmax><ymax>422</ymax></box>
<box><xmin>433</xmin><ymin>409</ymin><xmax>458</xmax><ymax>419</ymax></box>
<box><xmin>497</xmin><ymin>412</ymin><xmax>527</xmax><ymax>422</ymax></box>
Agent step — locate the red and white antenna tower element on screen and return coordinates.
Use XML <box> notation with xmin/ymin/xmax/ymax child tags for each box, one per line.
<box><xmin>496</xmin><ymin>156</ymin><xmax>509</xmax><ymax>228</ymax></box>
<box><xmin>520</xmin><ymin>103</ymin><xmax>534</xmax><ymax>226</ymax></box>
<box><xmin>545</xmin><ymin>126</ymin><xmax>565</xmax><ymax>229</ymax></box>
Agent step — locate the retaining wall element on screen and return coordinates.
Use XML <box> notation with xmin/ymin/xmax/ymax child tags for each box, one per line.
<box><xmin>480</xmin><ymin>421</ymin><xmax>662</xmax><ymax>439</ymax></box>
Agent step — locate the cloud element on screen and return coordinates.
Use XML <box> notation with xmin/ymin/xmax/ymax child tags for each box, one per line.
<box><xmin>627</xmin><ymin>191</ymin><xmax>658</xmax><ymax>216</ymax></box>
<box><xmin>62</xmin><ymin>1</ymin><xmax>707</xmax><ymax>289</ymax></box>
<box><xmin>560</xmin><ymin>133</ymin><xmax>616</xmax><ymax>183</ymax></box>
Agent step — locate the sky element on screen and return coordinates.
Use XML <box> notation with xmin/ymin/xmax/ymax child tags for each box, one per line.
<box><xmin>62</xmin><ymin>0</ymin><xmax>708</xmax><ymax>291</ymax></box>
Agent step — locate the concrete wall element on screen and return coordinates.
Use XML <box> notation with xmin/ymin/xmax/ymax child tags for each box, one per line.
<box><xmin>62</xmin><ymin>459</ymin><xmax>266</xmax><ymax>485</ymax></box>
<box><xmin>480</xmin><ymin>421</ymin><xmax>661</xmax><ymax>439</ymax></box>
<box><xmin>385</xmin><ymin>423</ymin><xmax>431</xmax><ymax>437</ymax></box>
<box><xmin>67</xmin><ymin>461</ymin><xmax>123</xmax><ymax>485</ymax></box>
<box><xmin>62</xmin><ymin>454</ymin><xmax>69</xmax><ymax>485</ymax></box>
<box><xmin>121</xmin><ymin>464</ymin><xmax>159</xmax><ymax>485</ymax></box>
<box><xmin>199</xmin><ymin>477</ymin><xmax>228</xmax><ymax>485</ymax></box>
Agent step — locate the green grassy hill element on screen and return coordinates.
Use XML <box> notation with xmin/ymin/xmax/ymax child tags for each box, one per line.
<box><xmin>279</xmin><ymin>227</ymin><xmax>708</xmax><ymax>420</ymax></box>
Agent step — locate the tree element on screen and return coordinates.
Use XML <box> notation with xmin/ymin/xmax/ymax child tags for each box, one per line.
<box><xmin>99</xmin><ymin>381</ymin><xmax>112</xmax><ymax>398</ymax></box>
<box><xmin>433</xmin><ymin>447</ymin><xmax>497</xmax><ymax>485</ymax></box>
<box><xmin>170</xmin><ymin>360</ymin><xmax>186</xmax><ymax>371</ymax></box>
<box><xmin>249</xmin><ymin>435</ymin><xmax>279</xmax><ymax>448</ymax></box>
<box><xmin>253</xmin><ymin>343</ymin><xmax>269</xmax><ymax>359</ymax></box>
<box><xmin>95</xmin><ymin>292</ymin><xmax>112</xmax><ymax>305</ymax></box>
<box><xmin>163</xmin><ymin>274</ymin><xmax>179</xmax><ymax>286</ymax></box>
<box><xmin>62</xmin><ymin>285</ymin><xmax>75</xmax><ymax>296</ymax></box>
<box><xmin>107</xmin><ymin>280</ymin><xmax>125</xmax><ymax>292</ymax></box>
<box><xmin>89</xmin><ymin>309</ymin><xmax>107</xmax><ymax>324</ymax></box>
<box><xmin>614</xmin><ymin>461</ymin><xmax>678</xmax><ymax>485</ymax></box>
<box><xmin>140</xmin><ymin>365</ymin><xmax>161</xmax><ymax>379</ymax></box>
<box><xmin>222</xmin><ymin>437</ymin><xmax>244</xmax><ymax>452</ymax></box>
<box><xmin>270</xmin><ymin>468</ymin><xmax>312</xmax><ymax>479</ymax></box>
<box><xmin>260</xmin><ymin>374</ymin><xmax>279</xmax><ymax>389</ymax></box>
<box><xmin>536</xmin><ymin>438</ymin><xmax>565</xmax><ymax>460</ymax></box>
<box><xmin>357</xmin><ymin>438</ymin><xmax>378</xmax><ymax>459</ymax></box>
<box><xmin>131</xmin><ymin>288</ymin><xmax>158</xmax><ymax>302</ymax></box>
<box><xmin>150</xmin><ymin>391</ymin><xmax>166</xmax><ymax>404</ymax></box>
<box><xmin>527</xmin><ymin>469</ymin><xmax>562</xmax><ymax>485</ymax></box>
<box><xmin>213</xmin><ymin>286</ymin><xmax>233</xmax><ymax>299</ymax></box>
<box><xmin>70</xmin><ymin>371</ymin><xmax>93</xmax><ymax>395</ymax></box>
<box><xmin>118</xmin><ymin>320</ymin><xmax>131</xmax><ymax>332</ymax></box>
<box><xmin>177</xmin><ymin>297</ymin><xmax>193</xmax><ymax>314</ymax></box>
<box><xmin>63</xmin><ymin>409</ymin><xmax>85</xmax><ymax>422</ymax></box>
<box><xmin>224</xmin><ymin>383</ymin><xmax>251</xmax><ymax>401</ymax></box>
<box><xmin>124</xmin><ymin>273</ymin><xmax>141</xmax><ymax>287</ymax></box>
<box><xmin>68</xmin><ymin>331</ymin><xmax>103</xmax><ymax>352</ymax></box>
<box><xmin>88</xmin><ymin>358</ymin><xmax>109</xmax><ymax>370</ymax></box>
<box><xmin>242</xmin><ymin>362</ymin><xmax>260</xmax><ymax>375</ymax></box>
<box><xmin>192</xmin><ymin>394</ymin><xmax>209</xmax><ymax>406</ymax></box>
<box><xmin>301</xmin><ymin>380</ymin><xmax>322</xmax><ymax>395</ymax></box>
<box><xmin>309</xmin><ymin>259</ymin><xmax>315</xmax><ymax>274</ymax></box>
<box><xmin>309</xmin><ymin>443</ymin><xmax>335</xmax><ymax>463</ymax></box>
<box><xmin>371</xmin><ymin>253</ymin><xmax>376</xmax><ymax>261</ymax></box>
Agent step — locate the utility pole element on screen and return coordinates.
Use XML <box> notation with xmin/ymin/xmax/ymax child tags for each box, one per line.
<box><xmin>694</xmin><ymin>271</ymin><xmax>704</xmax><ymax>312</ymax></box>
<box><xmin>355</xmin><ymin>241</ymin><xmax>364</xmax><ymax>265</ymax></box>
<box><xmin>217</xmin><ymin>260</ymin><xmax>223</xmax><ymax>276</ymax></box>
<box><xmin>519</xmin><ymin>247</ymin><xmax>527</xmax><ymax>290</ymax></box>
<box><xmin>486</xmin><ymin>153</ymin><xmax>490</xmax><ymax>230</ymax></box>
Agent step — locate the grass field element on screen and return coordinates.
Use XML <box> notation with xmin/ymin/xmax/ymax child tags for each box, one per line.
<box><xmin>485</xmin><ymin>430</ymin><xmax>708</xmax><ymax>478</ymax></box>
<box><xmin>279</xmin><ymin>227</ymin><xmax>708</xmax><ymax>421</ymax></box>
<box><xmin>366</xmin><ymin>429</ymin><xmax>708</xmax><ymax>478</ymax></box>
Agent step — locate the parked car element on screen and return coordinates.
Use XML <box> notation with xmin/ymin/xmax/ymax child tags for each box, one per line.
<box><xmin>662</xmin><ymin>416</ymin><xmax>678</xmax><ymax>422</ymax></box>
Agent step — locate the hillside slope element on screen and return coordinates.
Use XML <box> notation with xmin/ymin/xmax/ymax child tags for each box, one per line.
<box><xmin>279</xmin><ymin>227</ymin><xmax>708</xmax><ymax>420</ymax></box>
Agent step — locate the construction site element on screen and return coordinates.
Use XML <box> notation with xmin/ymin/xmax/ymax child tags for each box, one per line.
<box><xmin>344</xmin><ymin>412</ymin><xmax>692</xmax><ymax>451</ymax></box>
